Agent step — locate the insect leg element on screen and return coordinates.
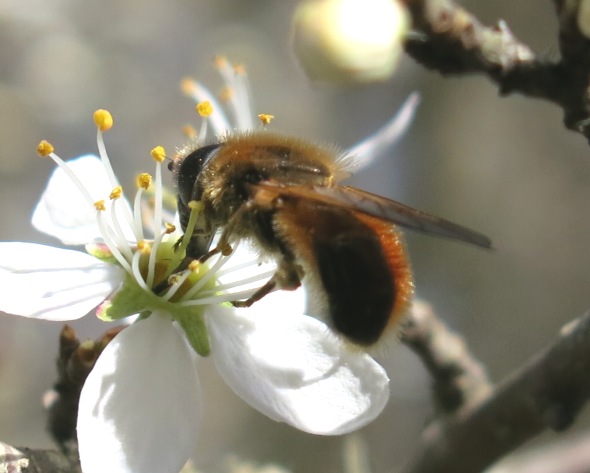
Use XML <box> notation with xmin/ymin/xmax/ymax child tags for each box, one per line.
<box><xmin>232</xmin><ymin>259</ymin><xmax>304</xmax><ymax>308</ymax></box>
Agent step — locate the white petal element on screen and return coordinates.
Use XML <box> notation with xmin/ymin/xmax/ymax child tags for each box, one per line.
<box><xmin>207</xmin><ymin>306</ymin><xmax>389</xmax><ymax>435</ymax></box>
<box><xmin>32</xmin><ymin>155</ymin><xmax>135</xmax><ymax>245</ymax></box>
<box><xmin>0</xmin><ymin>242</ymin><xmax>123</xmax><ymax>320</ymax></box>
<box><xmin>78</xmin><ymin>314</ymin><xmax>201</xmax><ymax>473</ymax></box>
<box><xmin>340</xmin><ymin>93</ymin><xmax>420</xmax><ymax>173</ymax></box>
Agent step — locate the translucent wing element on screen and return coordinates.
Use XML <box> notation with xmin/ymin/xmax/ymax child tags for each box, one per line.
<box><xmin>252</xmin><ymin>181</ymin><xmax>492</xmax><ymax>249</ymax></box>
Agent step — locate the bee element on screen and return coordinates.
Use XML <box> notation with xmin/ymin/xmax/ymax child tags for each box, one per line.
<box><xmin>170</xmin><ymin>130</ymin><xmax>491</xmax><ymax>346</ymax></box>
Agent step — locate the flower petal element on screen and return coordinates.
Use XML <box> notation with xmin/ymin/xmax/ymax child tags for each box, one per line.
<box><xmin>32</xmin><ymin>154</ymin><xmax>135</xmax><ymax>245</ymax></box>
<box><xmin>78</xmin><ymin>314</ymin><xmax>201</xmax><ymax>473</ymax></box>
<box><xmin>340</xmin><ymin>93</ymin><xmax>420</xmax><ymax>173</ymax></box>
<box><xmin>0</xmin><ymin>242</ymin><xmax>123</xmax><ymax>320</ymax></box>
<box><xmin>207</xmin><ymin>305</ymin><xmax>389</xmax><ymax>435</ymax></box>
<box><xmin>32</xmin><ymin>155</ymin><xmax>109</xmax><ymax>244</ymax></box>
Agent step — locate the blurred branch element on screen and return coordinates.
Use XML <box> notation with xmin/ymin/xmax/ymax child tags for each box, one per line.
<box><xmin>401</xmin><ymin>0</ymin><xmax>590</xmax><ymax>142</ymax></box>
<box><xmin>1</xmin><ymin>325</ymin><xmax>128</xmax><ymax>473</ymax></box>
<box><xmin>401</xmin><ymin>301</ymin><xmax>493</xmax><ymax>415</ymax></box>
<box><xmin>400</xmin><ymin>310</ymin><xmax>590</xmax><ymax>473</ymax></box>
<box><xmin>486</xmin><ymin>430</ymin><xmax>590</xmax><ymax>473</ymax></box>
<box><xmin>46</xmin><ymin>325</ymin><xmax>123</xmax><ymax>446</ymax></box>
<box><xmin>0</xmin><ymin>442</ymin><xmax>80</xmax><ymax>473</ymax></box>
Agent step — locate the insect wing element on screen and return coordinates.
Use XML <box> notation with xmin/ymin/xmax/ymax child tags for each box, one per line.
<box><xmin>252</xmin><ymin>181</ymin><xmax>492</xmax><ymax>249</ymax></box>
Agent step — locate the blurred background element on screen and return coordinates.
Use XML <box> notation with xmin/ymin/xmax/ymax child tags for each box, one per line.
<box><xmin>1</xmin><ymin>0</ymin><xmax>589</xmax><ymax>472</ymax></box>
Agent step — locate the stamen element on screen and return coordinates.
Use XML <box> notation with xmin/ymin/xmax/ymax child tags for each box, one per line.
<box><xmin>94</xmin><ymin>110</ymin><xmax>120</xmax><ymax>188</ymax></box>
<box><xmin>172</xmin><ymin>200</ymin><xmax>202</xmax><ymax>269</ymax></box>
<box><xmin>215</xmin><ymin>58</ymin><xmax>254</xmax><ymax>130</ymax></box>
<box><xmin>133</xmin><ymin>174</ymin><xmax>151</xmax><ymax>240</ymax></box>
<box><xmin>215</xmin><ymin>257</ymin><xmax>266</xmax><ymax>277</ymax></box>
<box><xmin>180</xmin><ymin>250</ymin><xmax>231</xmax><ymax>301</ymax></box>
<box><xmin>196</xmin><ymin>101</ymin><xmax>213</xmax><ymax>117</ymax></box>
<box><xmin>180</xmin><ymin>77</ymin><xmax>230</xmax><ymax>134</ymax></box>
<box><xmin>93</xmin><ymin>110</ymin><xmax>136</xmax><ymax>236</ymax></box>
<box><xmin>211</xmin><ymin>269</ymin><xmax>275</xmax><ymax>292</ymax></box>
<box><xmin>151</xmin><ymin>146</ymin><xmax>166</xmax><ymax>163</ymax></box>
<box><xmin>182</xmin><ymin>125</ymin><xmax>197</xmax><ymax>139</ymax></box>
<box><xmin>258</xmin><ymin>114</ymin><xmax>275</xmax><ymax>126</ymax></box>
<box><xmin>94</xmin><ymin>209</ymin><xmax>132</xmax><ymax>273</ymax></box>
<box><xmin>108</xmin><ymin>198</ymin><xmax>134</xmax><ymax>261</ymax></box>
<box><xmin>131</xmin><ymin>247</ymin><xmax>149</xmax><ymax>291</ymax></box>
<box><xmin>180</xmin><ymin>288</ymin><xmax>258</xmax><ymax>307</ymax></box>
<box><xmin>110</xmin><ymin>186</ymin><xmax>123</xmax><ymax>200</ymax></box>
<box><xmin>160</xmin><ymin>267</ymin><xmax>193</xmax><ymax>301</ymax></box>
<box><xmin>144</xmin><ymin>158</ymin><xmax>165</xmax><ymax>288</ymax></box>
<box><xmin>37</xmin><ymin>140</ymin><xmax>54</xmax><ymax>157</ymax></box>
<box><xmin>93</xmin><ymin>109</ymin><xmax>114</xmax><ymax>132</ymax></box>
<box><xmin>137</xmin><ymin>173</ymin><xmax>151</xmax><ymax>190</ymax></box>
<box><xmin>36</xmin><ymin>142</ymin><xmax>97</xmax><ymax>208</ymax></box>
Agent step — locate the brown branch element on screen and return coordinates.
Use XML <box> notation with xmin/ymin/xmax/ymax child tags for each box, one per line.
<box><xmin>45</xmin><ymin>325</ymin><xmax>124</xmax><ymax>446</ymax></box>
<box><xmin>400</xmin><ymin>311</ymin><xmax>590</xmax><ymax>473</ymax></box>
<box><xmin>401</xmin><ymin>301</ymin><xmax>493</xmax><ymax>416</ymax></box>
<box><xmin>401</xmin><ymin>0</ymin><xmax>590</xmax><ymax>141</ymax></box>
<box><xmin>0</xmin><ymin>441</ymin><xmax>80</xmax><ymax>473</ymax></box>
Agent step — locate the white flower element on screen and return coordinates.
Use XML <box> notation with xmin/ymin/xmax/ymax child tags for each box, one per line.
<box><xmin>0</xmin><ymin>58</ymin><xmax>419</xmax><ymax>473</ymax></box>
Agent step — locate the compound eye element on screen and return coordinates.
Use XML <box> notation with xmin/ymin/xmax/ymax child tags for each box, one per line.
<box><xmin>174</xmin><ymin>143</ymin><xmax>221</xmax><ymax>205</ymax></box>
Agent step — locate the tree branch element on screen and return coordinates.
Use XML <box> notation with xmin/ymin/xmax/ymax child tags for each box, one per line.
<box><xmin>402</xmin><ymin>0</ymin><xmax>590</xmax><ymax>141</ymax></box>
<box><xmin>400</xmin><ymin>310</ymin><xmax>590</xmax><ymax>473</ymax></box>
<box><xmin>401</xmin><ymin>301</ymin><xmax>493</xmax><ymax>416</ymax></box>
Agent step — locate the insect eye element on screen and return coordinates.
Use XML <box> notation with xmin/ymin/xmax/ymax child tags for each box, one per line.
<box><xmin>175</xmin><ymin>143</ymin><xmax>221</xmax><ymax>205</ymax></box>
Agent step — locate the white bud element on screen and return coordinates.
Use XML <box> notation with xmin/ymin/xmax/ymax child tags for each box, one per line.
<box><xmin>292</xmin><ymin>0</ymin><xmax>410</xmax><ymax>84</ymax></box>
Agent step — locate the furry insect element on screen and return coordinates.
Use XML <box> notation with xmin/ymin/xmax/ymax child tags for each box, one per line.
<box><xmin>170</xmin><ymin>130</ymin><xmax>491</xmax><ymax>346</ymax></box>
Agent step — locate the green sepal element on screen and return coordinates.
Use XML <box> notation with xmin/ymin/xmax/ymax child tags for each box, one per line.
<box><xmin>97</xmin><ymin>273</ymin><xmax>177</xmax><ymax>321</ymax></box>
<box><xmin>175</xmin><ymin>309</ymin><xmax>211</xmax><ymax>357</ymax></box>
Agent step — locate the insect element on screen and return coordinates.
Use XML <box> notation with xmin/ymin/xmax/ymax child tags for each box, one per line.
<box><xmin>170</xmin><ymin>130</ymin><xmax>491</xmax><ymax>346</ymax></box>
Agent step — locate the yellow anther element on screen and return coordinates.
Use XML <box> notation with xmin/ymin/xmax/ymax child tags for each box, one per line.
<box><xmin>233</xmin><ymin>63</ymin><xmax>246</xmax><ymax>75</ymax></box>
<box><xmin>165</xmin><ymin>222</ymin><xmax>176</xmax><ymax>234</ymax></box>
<box><xmin>258</xmin><ymin>114</ymin><xmax>275</xmax><ymax>126</ymax></box>
<box><xmin>181</xmin><ymin>78</ymin><xmax>197</xmax><ymax>96</ymax></box>
<box><xmin>214</xmin><ymin>56</ymin><xmax>229</xmax><ymax>70</ymax></box>
<box><xmin>137</xmin><ymin>240</ymin><xmax>151</xmax><ymax>255</ymax></box>
<box><xmin>188</xmin><ymin>260</ymin><xmax>201</xmax><ymax>272</ymax></box>
<box><xmin>151</xmin><ymin>146</ymin><xmax>166</xmax><ymax>163</ymax></box>
<box><xmin>196</xmin><ymin>101</ymin><xmax>213</xmax><ymax>117</ymax></box>
<box><xmin>94</xmin><ymin>200</ymin><xmax>106</xmax><ymax>211</ymax></box>
<box><xmin>169</xmin><ymin>273</ymin><xmax>182</xmax><ymax>285</ymax></box>
<box><xmin>219</xmin><ymin>86</ymin><xmax>234</xmax><ymax>103</ymax></box>
<box><xmin>109</xmin><ymin>186</ymin><xmax>123</xmax><ymax>200</ymax></box>
<box><xmin>93</xmin><ymin>109</ymin><xmax>114</xmax><ymax>132</ymax></box>
<box><xmin>188</xmin><ymin>200</ymin><xmax>203</xmax><ymax>211</ymax></box>
<box><xmin>182</xmin><ymin>125</ymin><xmax>197</xmax><ymax>138</ymax></box>
<box><xmin>136</xmin><ymin>173</ymin><xmax>152</xmax><ymax>190</ymax></box>
<box><xmin>36</xmin><ymin>140</ymin><xmax>54</xmax><ymax>157</ymax></box>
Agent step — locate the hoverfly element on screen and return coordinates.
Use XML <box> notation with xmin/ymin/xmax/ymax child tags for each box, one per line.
<box><xmin>170</xmin><ymin>130</ymin><xmax>491</xmax><ymax>346</ymax></box>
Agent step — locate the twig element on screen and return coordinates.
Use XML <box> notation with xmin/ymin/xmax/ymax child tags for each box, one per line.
<box><xmin>402</xmin><ymin>0</ymin><xmax>590</xmax><ymax>141</ymax></box>
<box><xmin>401</xmin><ymin>311</ymin><xmax>590</xmax><ymax>473</ymax></box>
<box><xmin>401</xmin><ymin>301</ymin><xmax>493</xmax><ymax>416</ymax></box>
<box><xmin>45</xmin><ymin>325</ymin><xmax>124</xmax><ymax>446</ymax></box>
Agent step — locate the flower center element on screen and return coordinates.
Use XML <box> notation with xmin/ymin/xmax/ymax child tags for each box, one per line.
<box><xmin>37</xmin><ymin>108</ymin><xmax>275</xmax><ymax>357</ymax></box>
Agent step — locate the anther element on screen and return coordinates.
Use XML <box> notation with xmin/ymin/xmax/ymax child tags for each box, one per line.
<box><xmin>110</xmin><ymin>186</ymin><xmax>123</xmax><ymax>200</ymax></box>
<box><xmin>258</xmin><ymin>114</ymin><xmax>275</xmax><ymax>126</ymax></box>
<box><xmin>94</xmin><ymin>200</ymin><xmax>106</xmax><ymax>211</ymax></box>
<box><xmin>37</xmin><ymin>140</ymin><xmax>55</xmax><ymax>157</ymax></box>
<box><xmin>151</xmin><ymin>146</ymin><xmax>166</xmax><ymax>163</ymax></box>
<box><xmin>136</xmin><ymin>173</ymin><xmax>152</xmax><ymax>190</ymax></box>
<box><xmin>93</xmin><ymin>110</ymin><xmax>114</xmax><ymax>132</ymax></box>
<box><xmin>196</xmin><ymin>101</ymin><xmax>213</xmax><ymax>117</ymax></box>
